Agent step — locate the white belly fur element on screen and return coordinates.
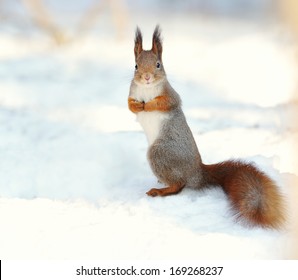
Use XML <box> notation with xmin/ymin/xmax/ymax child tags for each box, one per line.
<box><xmin>137</xmin><ymin>111</ymin><xmax>168</xmax><ymax>145</ymax></box>
<box><xmin>130</xmin><ymin>81</ymin><xmax>168</xmax><ymax>145</ymax></box>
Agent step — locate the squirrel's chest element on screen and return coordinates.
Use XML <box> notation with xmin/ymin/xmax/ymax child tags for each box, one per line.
<box><xmin>137</xmin><ymin>111</ymin><xmax>168</xmax><ymax>145</ymax></box>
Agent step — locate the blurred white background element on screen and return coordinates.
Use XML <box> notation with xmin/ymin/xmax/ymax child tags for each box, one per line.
<box><xmin>0</xmin><ymin>0</ymin><xmax>297</xmax><ymax>260</ymax></box>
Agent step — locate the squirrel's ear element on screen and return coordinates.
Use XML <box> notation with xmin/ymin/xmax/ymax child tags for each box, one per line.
<box><xmin>152</xmin><ymin>25</ymin><xmax>162</xmax><ymax>59</ymax></box>
<box><xmin>134</xmin><ymin>27</ymin><xmax>143</xmax><ymax>58</ymax></box>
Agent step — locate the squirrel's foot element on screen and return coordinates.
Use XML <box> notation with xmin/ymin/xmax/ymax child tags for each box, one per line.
<box><xmin>146</xmin><ymin>183</ymin><xmax>185</xmax><ymax>197</ymax></box>
<box><xmin>146</xmin><ymin>188</ymin><xmax>162</xmax><ymax>197</ymax></box>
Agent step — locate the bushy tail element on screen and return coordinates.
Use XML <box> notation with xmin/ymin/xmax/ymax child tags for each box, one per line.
<box><xmin>201</xmin><ymin>160</ymin><xmax>285</xmax><ymax>229</ymax></box>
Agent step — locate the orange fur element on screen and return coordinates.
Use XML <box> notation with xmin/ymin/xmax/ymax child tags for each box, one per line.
<box><xmin>134</xmin><ymin>27</ymin><xmax>143</xmax><ymax>58</ymax></box>
<box><xmin>202</xmin><ymin>160</ymin><xmax>285</xmax><ymax>229</ymax></box>
<box><xmin>128</xmin><ymin>97</ymin><xmax>144</xmax><ymax>113</ymax></box>
<box><xmin>144</xmin><ymin>95</ymin><xmax>173</xmax><ymax>112</ymax></box>
<box><xmin>147</xmin><ymin>183</ymin><xmax>185</xmax><ymax>197</ymax></box>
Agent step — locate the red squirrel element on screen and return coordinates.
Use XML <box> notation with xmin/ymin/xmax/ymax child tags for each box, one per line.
<box><xmin>128</xmin><ymin>26</ymin><xmax>285</xmax><ymax>229</ymax></box>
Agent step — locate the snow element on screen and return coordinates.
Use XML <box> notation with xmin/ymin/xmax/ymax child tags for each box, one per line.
<box><xmin>0</xmin><ymin>5</ymin><xmax>298</xmax><ymax>260</ymax></box>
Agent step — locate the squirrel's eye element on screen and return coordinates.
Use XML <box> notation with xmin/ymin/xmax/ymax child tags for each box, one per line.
<box><xmin>156</xmin><ymin>62</ymin><xmax>161</xmax><ymax>69</ymax></box>
<box><xmin>135</xmin><ymin>64</ymin><xmax>138</xmax><ymax>70</ymax></box>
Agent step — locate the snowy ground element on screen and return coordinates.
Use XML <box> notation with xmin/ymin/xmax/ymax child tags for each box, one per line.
<box><xmin>0</xmin><ymin>9</ymin><xmax>298</xmax><ymax>259</ymax></box>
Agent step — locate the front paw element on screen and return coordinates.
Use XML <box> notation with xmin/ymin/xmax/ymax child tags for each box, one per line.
<box><xmin>128</xmin><ymin>98</ymin><xmax>144</xmax><ymax>113</ymax></box>
<box><xmin>146</xmin><ymin>188</ymin><xmax>161</xmax><ymax>197</ymax></box>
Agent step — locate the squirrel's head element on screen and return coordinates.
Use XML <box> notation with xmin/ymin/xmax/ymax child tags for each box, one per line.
<box><xmin>133</xmin><ymin>25</ymin><xmax>166</xmax><ymax>86</ymax></box>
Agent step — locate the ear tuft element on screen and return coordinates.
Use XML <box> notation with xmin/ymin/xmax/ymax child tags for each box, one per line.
<box><xmin>134</xmin><ymin>26</ymin><xmax>143</xmax><ymax>58</ymax></box>
<box><xmin>152</xmin><ymin>25</ymin><xmax>163</xmax><ymax>59</ymax></box>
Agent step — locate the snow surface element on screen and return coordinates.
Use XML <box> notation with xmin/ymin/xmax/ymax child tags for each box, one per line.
<box><xmin>0</xmin><ymin>7</ymin><xmax>298</xmax><ymax>259</ymax></box>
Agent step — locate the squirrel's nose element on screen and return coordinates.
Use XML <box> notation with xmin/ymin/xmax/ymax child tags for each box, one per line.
<box><xmin>144</xmin><ymin>74</ymin><xmax>150</xmax><ymax>81</ymax></box>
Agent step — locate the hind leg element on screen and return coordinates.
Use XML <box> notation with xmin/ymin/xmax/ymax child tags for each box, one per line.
<box><xmin>146</xmin><ymin>183</ymin><xmax>185</xmax><ymax>197</ymax></box>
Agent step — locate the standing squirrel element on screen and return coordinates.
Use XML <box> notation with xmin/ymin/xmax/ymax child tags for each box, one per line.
<box><xmin>128</xmin><ymin>26</ymin><xmax>285</xmax><ymax>229</ymax></box>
